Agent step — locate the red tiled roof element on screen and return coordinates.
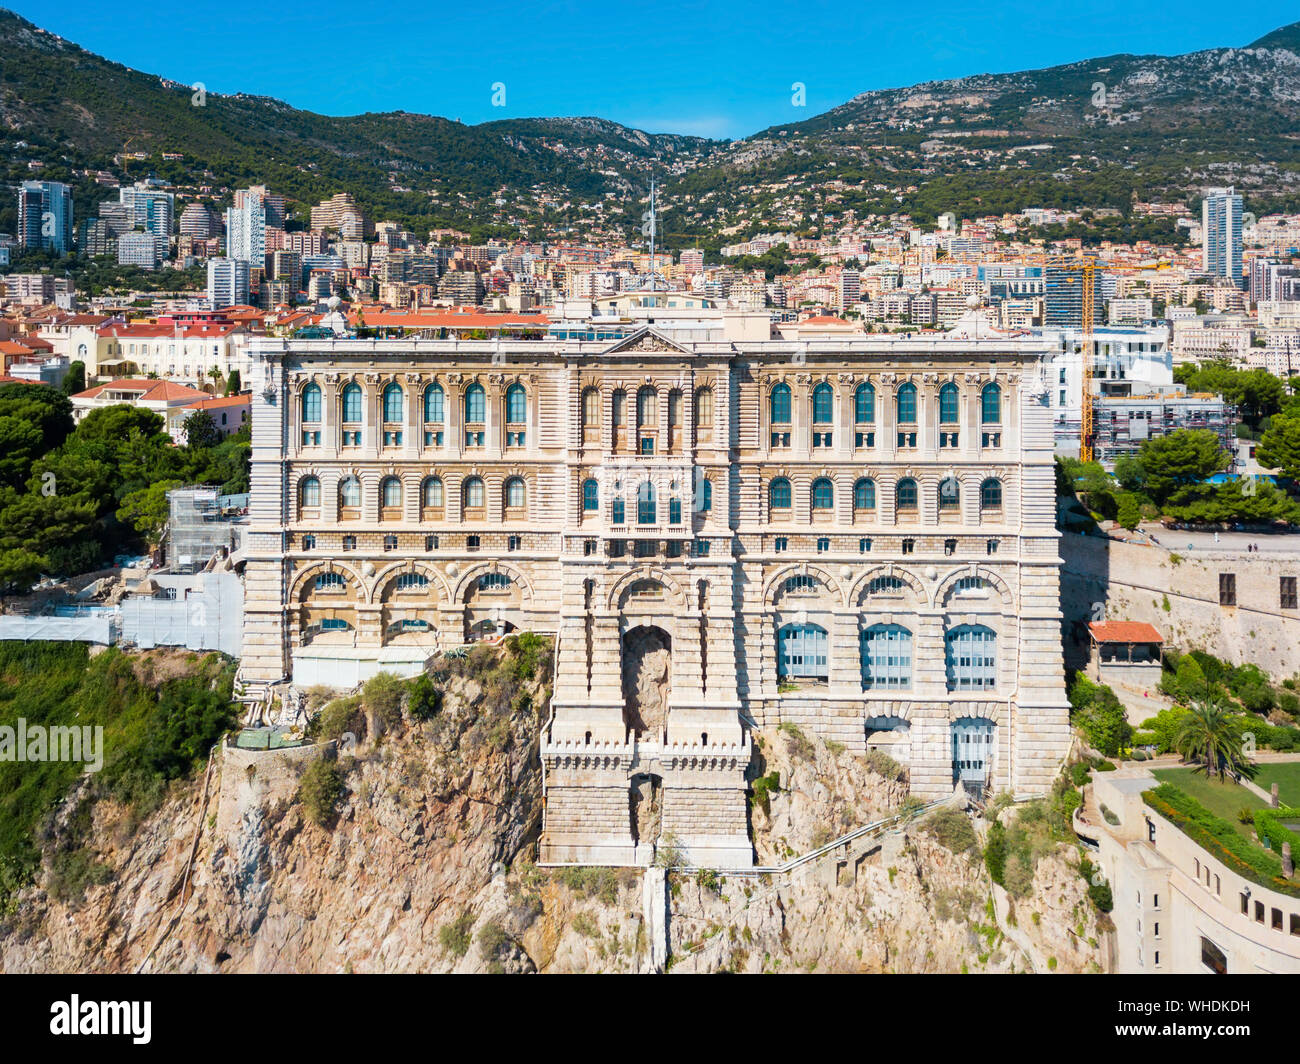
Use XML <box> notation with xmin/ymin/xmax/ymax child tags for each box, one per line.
<box><xmin>183</xmin><ymin>393</ymin><xmax>250</xmax><ymax>410</ymax></box>
<box><xmin>1088</xmin><ymin>621</ymin><xmax>1164</xmax><ymax>644</ymax></box>
<box><xmin>72</xmin><ymin>378</ymin><xmax>210</xmax><ymax>403</ymax></box>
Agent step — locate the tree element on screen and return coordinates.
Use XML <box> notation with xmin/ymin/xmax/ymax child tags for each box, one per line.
<box><xmin>61</xmin><ymin>361</ymin><xmax>86</xmax><ymax>396</ymax></box>
<box><xmin>1115</xmin><ymin>493</ymin><xmax>1141</xmax><ymax>531</ymax></box>
<box><xmin>1173</xmin><ymin>699</ymin><xmax>1248</xmax><ymax>780</ymax></box>
<box><xmin>225</xmin><ymin>369</ymin><xmax>241</xmax><ymax>395</ymax></box>
<box><xmin>1117</xmin><ymin>429</ymin><xmax>1231</xmax><ymax>507</ymax></box>
<box><xmin>116</xmin><ymin>479</ymin><xmax>184</xmax><ymax>541</ymax></box>
<box><xmin>0</xmin><ymin>547</ymin><xmax>48</xmax><ymax>597</ymax></box>
<box><xmin>1256</xmin><ymin>413</ymin><xmax>1300</xmax><ymax>479</ymax></box>
<box><xmin>183</xmin><ymin>409</ymin><xmax>220</xmax><ymax>449</ymax></box>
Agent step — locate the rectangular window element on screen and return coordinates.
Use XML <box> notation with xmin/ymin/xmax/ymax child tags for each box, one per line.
<box><xmin>694</xmin><ymin>540</ymin><xmax>710</xmax><ymax>557</ymax></box>
<box><xmin>302</xmin><ymin>534</ymin><xmax>316</xmax><ymax>551</ymax></box>
<box><xmin>813</xmin><ymin>431</ymin><xmax>832</xmax><ymax>447</ymax></box>
<box><xmin>1219</xmin><ymin>573</ymin><xmax>1236</xmax><ymax>607</ymax></box>
<box><xmin>855</xmin><ymin>430</ymin><xmax>875</xmax><ymax>447</ymax></box>
<box><xmin>1273</xmin><ymin>908</ymin><xmax>1284</xmax><ymax>931</ymax></box>
<box><xmin>465</xmin><ymin>430</ymin><xmax>485</xmax><ymax>447</ymax></box>
<box><xmin>665</xmin><ymin>540</ymin><xmax>682</xmax><ymax>558</ymax></box>
<box><xmin>1241</xmin><ymin>894</ymin><xmax>1249</xmax><ymax>915</ymax></box>
<box><xmin>424</xmin><ymin>430</ymin><xmax>444</xmax><ymax>447</ymax></box>
<box><xmin>902</xmin><ymin>538</ymin><xmax>915</xmax><ymax>555</ymax></box>
<box><xmin>896</xmin><ymin>431</ymin><xmax>917</xmax><ymax>448</ymax></box>
<box><xmin>301</xmin><ymin>430</ymin><xmax>320</xmax><ymax>447</ymax></box>
<box><xmin>508</xmin><ymin>535</ymin><xmax>521</xmax><ymax>551</ymax></box>
<box><xmin>634</xmin><ymin>539</ymin><xmax>656</xmax><ymax>558</ymax></box>
<box><xmin>981</xmin><ymin>431</ymin><xmax>1001</xmax><ymax>448</ymax></box>
<box><xmin>639</xmin><ymin>437</ymin><xmax>654</xmax><ymax>455</ymax></box>
<box><xmin>383</xmin><ymin>534</ymin><xmax>397</xmax><ymax>552</ymax></box>
<box><xmin>342</xmin><ymin>430</ymin><xmax>361</xmax><ymax>447</ymax></box>
<box><xmin>425</xmin><ymin>535</ymin><xmax>439</xmax><ymax>551</ymax></box>
<box><xmin>608</xmin><ymin>539</ymin><xmax>625</xmax><ymax>558</ymax></box>
<box><xmin>859</xmin><ymin>537</ymin><xmax>872</xmax><ymax>553</ymax></box>
<box><xmin>1255</xmin><ymin>900</ymin><xmax>1266</xmax><ymax>923</ymax></box>
<box><xmin>939</xmin><ymin>431</ymin><xmax>959</xmax><ymax>448</ymax></box>
<box><xmin>383</xmin><ymin>430</ymin><xmax>402</xmax><ymax>447</ymax></box>
<box><xmin>583</xmin><ymin>539</ymin><xmax>597</xmax><ymax>557</ymax></box>
<box><xmin>944</xmin><ymin>539</ymin><xmax>957</xmax><ymax>556</ymax></box>
<box><xmin>467</xmin><ymin>535</ymin><xmax>480</xmax><ymax>551</ymax></box>
<box><xmin>1282</xmin><ymin>576</ymin><xmax>1297</xmax><ymax>610</ymax></box>
<box><xmin>774</xmin><ymin>536</ymin><xmax>788</xmax><ymax>553</ymax></box>
<box><xmin>507</xmin><ymin>430</ymin><xmax>526</xmax><ymax>447</ymax></box>
<box><xmin>987</xmin><ymin>539</ymin><xmax>998</xmax><ymax>555</ymax></box>
<box><xmin>816</xmin><ymin>537</ymin><xmax>830</xmax><ymax>553</ymax></box>
<box><xmin>770</xmin><ymin>431</ymin><xmax>791</xmax><ymax>448</ymax></box>
<box><xmin>342</xmin><ymin>535</ymin><xmax>356</xmax><ymax>551</ymax></box>
<box><xmin>1200</xmin><ymin>937</ymin><xmax>1227</xmax><ymax>975</ymax></box>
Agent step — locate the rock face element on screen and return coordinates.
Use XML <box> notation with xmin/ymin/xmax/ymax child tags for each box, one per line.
<box><xmin>0</xmin><ymin>650</ymin><xmax>1105</xmax><ymax>974</ymax></box>
<box><xmin>622</xmin><ymin>627</ymin><xmax>670</xmax><ymax>736</ymax></box>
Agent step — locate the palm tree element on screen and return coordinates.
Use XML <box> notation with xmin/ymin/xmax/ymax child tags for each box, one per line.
<box><xmin>1173</xmin><ymin>699</ymin><xmax>1249</xmax><ymax>780</ymax></box>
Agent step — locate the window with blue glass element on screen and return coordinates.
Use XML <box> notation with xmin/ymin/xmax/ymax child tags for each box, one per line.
<box><xmin>778</xmin><ymin>623</ymin><xmax>828</xmax><ymax>680</ymax></box>
<box><xmin>946</xmin><ymin>625</ymin><xmax>997</xmax><ymax>690</ymax></box>
<box><xmin>981</xmin><ymin>478</ymin><xmax>1003</xmax><ymax>510</ymax></box>
<box><xmin>853</xmin><ymin>478</ymin><xmax>876</xmax><ymax>510</ymax></box>
<box><xmin>582</xmin><ymin>478</ymin><xmax>599</xmax><ymax>511</ymax></box>
<box><xmin>301</xmin><ymin>384</ymin><xmax>321</xmax><ymax>422</ymax></box>
<box><xmin>981</xmin><ymin>382</ymin><xmax>1001</xmax><ymax>424</ymax></box>
<box><xmin>896</xmin><ymin>382</ymin><xmax>918</xmax><ymax>423</ymax></box>
<box><xmin>465</xmin><ymin>383</ymin><xmax>486</xmax><ymax>423</ymax></box>
<box><xmin>506</xmin><ymin>383</ymin><xmax>526</xmax><ymax>423</ymax></box>
<box><xmin>769</xmin><ymin>478</ymin><xmax>792</xmax><ymax>510</ymax></box>
<box><xmin>812</xmin><ymin>382</ymin><xmax>833</xmax><ymax>423</ymax></box>
<box><xmin>381</xmin><ymin>477</ymin><xmax>402</xmax><ymax>509</ymax></box>
<box><xmin>811</xmin><ymin>477</ymin><xmax>833</xmax><ymax>511</ymax></box>
<box><xmin>854</xmin><ymin>382</ymin><xmax>875</xmax><ymax>423</ymax></box>
<box><xmin>505</xmin><ymin>477</ymin><xmax>526</xmax><ymax>509</ymax></box>
<box><xmin>463</xmin><ymin>476</ymin><xmax>485</xmax><ymax>509</ymax></box>
<box><xmin>939</xmin><ymin>382</ymin><xmax>959</xmax><ymax>424</ymax></box>
<box><xmin>637</xmin><ymin>481</ymin><xmax>656</xmax><ymax>524</ymax></box>
<box><xmin>341</xmin><ymin>383</ymin><xmax>362</xmax><ymax>423</ymax></box>
<box><xmin>896</xmin><ymin>478</ymin><xmax>918</xmax><ymax>511</ymax></box>
<box><xmin>382</xmin><ymin>383</ymin><xmax>403</xmax><ymax>423</ymax></box>
<box><xmin>770</xmin><ymin>382</ymin><xmax>792</xmax><ymax>424</ymax></box>
<box><xmin>860</xmin><ymin>624</ymin><xmax>912</xmax><ymax>689</ymax></box>
<box><xmin>669</xmin><ymin>496</ymin><xmax>682</xmax><ymax>523</ymax></box>
<box><xmin>613</xmin><ymin>494</ymin><xmax>625</xmax><ymax>523</ymax></box>
<box><xmin>423</xmin><ymin>383</ymin><xmax>444</xmax><ymax>422</ymax></box>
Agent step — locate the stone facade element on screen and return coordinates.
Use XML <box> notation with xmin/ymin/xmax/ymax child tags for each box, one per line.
<box><xmin>241</xmin><ymin>328</ymin><xmax>1072</xmax><ymax>866</ymax></box>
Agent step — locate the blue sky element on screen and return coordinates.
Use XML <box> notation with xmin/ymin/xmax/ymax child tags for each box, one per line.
<box><xmin>14</xmin><ymin>1</ymin><xmax>1298</xmax><ymax>139</ymax></box>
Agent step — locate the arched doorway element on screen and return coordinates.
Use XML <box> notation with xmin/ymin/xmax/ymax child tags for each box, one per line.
<box><xmin>952</xmin><ymin>717</ymin><xmax>996</xmax><ymax>797</ymax></box>
<box><xmin>622</xmin><ymin>625</ymin><xmax>671</xmax><ymax>736</ymax></box>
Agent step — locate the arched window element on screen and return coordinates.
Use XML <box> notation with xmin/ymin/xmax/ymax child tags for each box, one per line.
<box><xmin>812</xmin><ymin>381</ymin><xmax>833</xmax><ymax>423</ymax></box>
<box><xmin>670</xmin><ymin>496</ymin><xmax>682</xmax><ymax>523</ymax></box>
<box><xmin>769</xmin><ymin>477</ymin><xmax>792</xmax><ymax>510</ymax></box>
<box><xmin>939</xmin><ymin>476</ymin><xmax>961</xmax><ymax>511</ymax></box>
<box><xmin>582</xmin><ymin>478</ymin><xmax>599</xmax><ymax>511</ymax></box>
<box><xmin>637</xmin><ymin>481</ymin><xmax>656</xmax><ymax>524</ymax></box>
<box><xmin>770</xmin><ymin>382</ymin><xmax>792</xmax><ymax>424</ymax></box>
<box><xmin>462</xmin><ymin>476</ymin><xmax>485</xmax><ymax>509</ymax></box>
<box><xmin>981</xmin><ymin>478</ymin><xmax>1003</xmax><ymax>510</ymax></box>
<box><xmin>299</xmin><ymin>476</ymin><xmax>321</xmax><ymax>508</ymax></box>
<box><xmin>854</xmin><ymin>382</ymin><xmax>875</xmax><ymax>424</ymax></box>
<box><xmin>981</xmin><ymin>382</ymin><xmax>1001</xmax><ymax>424</ymax></box>
<box><xmin>382</xmin><ymin>382</ymin><xmax>403</xmax><ymax>423</ymax></box>
<box><xmin>465</xmin><ymin>383</ymin><xmax>485</xmax><ymax>423</ymax></box>
<box><xmin>867</xmin><ymin>575</ymin><xmax>905</xmax><ymax>595</ymax></box>
<box><xmin>423</xmin><ymin>383</ymin><xmax>444</xmax><ymax>423</ymax></box>
<box><xmin>339</xmin><ymin>475</ymin><xmax>361</xmax><ymax>509</ymax></box>
<box><xmin>860</xmin><ymin>624</ymin><xmax>913</xmax><ymax>689</ymax></box>
<box><xmin>946</xmin><ymin>625</ymin><xmax>997</xmax><ymax>690</ymax></box>
<box><xmin>581</xmin><ymin>387</ymin><xmax>600</xmax><ymax>427</ymax></box>
<box><xmin>314</xmin><ymin>572</ymin><xmax>345</xmax><ymax>592</ymax></box>
<box><xmin>611</xmin><ymin>389</ymin><xmax>626</xmax><ymax>429</ymax></box>
<box><xmin>612</xmin><ymin>492</ymin><xmax>625</xmax><ymax>524</ymax></box>
<box><xmin>341</xmin><ymin>382</ymin><xmax>362</xmax><ymax>423</ymax></box>
<box><xmin>939</xmin><ymin>382</ymin><xmax>959</xmax><ymax>424</ymax></box>
<box><xmin>423</xmin><ymin>477</ymin><xmax>444</xmax><ymax>508</ymax></box>
<box><xmin>381</xmin><ymin>476</ymin><xmax>402</xmax><ymax>509</ymax></box>
<box><xmin>637</xmin><ymin>386</ymin><xmax>657</xmax><ymax>428</ymax></box>
<box><xmin>896</xmin><ymin>478</ymin><xmax>918</xmax><ymax>511</ymax></box>
<box><xmin>694</xmin><ymin>387</ymin><xmax>714</xmax><ymax>428</ymax></box>
<box><xmin>395</xmin><ymin>573</ymin><xmax>428</xmax><ymax>592</ymax></box>
<box><xmin>505</xmin><ymin>383</ymin><xmax>526</xmax><ymax>424</ymax></box>
<box><xmin>777</xmin><ymin>622</ymin><xmax>828</xmax><ymax>679</ymax></box>
<box><xmin>853</xmin><ymin>478</ymin><xmax>876</xmax><ymax>510</ymax></box>
<box><xmin>301</xmin><ymin>384</ymin><xmax>321</xmax><ymax>423</ymax></box>
<box><xmin>699</xmin><ymin>477</ymin><xmax>713</xmax><ymax>512</ymax></box>
<box><xmin>504</xmin><ymin>476</ymin><xmax>526</xmax><ymax>509</ymax></box>
<box><xmin>896</xmin><ymin>382</ymin><xmax>918</xmax><ymax>424</ymax></box>
<box><xmin>811</xmin><ymin>477</ymin><xmax>834</xmax><ymax>510</ymax></box>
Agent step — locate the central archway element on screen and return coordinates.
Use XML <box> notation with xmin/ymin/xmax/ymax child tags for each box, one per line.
<box><xmin>622</xmin><ymin>625</ymin><xmax>671</xmax><ymax>736</ymax></box>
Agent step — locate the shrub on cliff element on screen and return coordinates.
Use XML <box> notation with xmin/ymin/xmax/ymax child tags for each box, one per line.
<box><xmin>926</xmin><ymin>808</ymin><xmax>978</xmax><ymax>855</ymax></box>
<box><xmin>299</xmin><ymin>757</ymin><xmax>345</xmax><ymax>827</ymax></box>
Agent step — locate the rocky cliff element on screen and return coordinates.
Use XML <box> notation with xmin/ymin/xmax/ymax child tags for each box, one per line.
<box><xmin>0</xmin><ymin>644</ymin><xmax>1105</xmax><ymax>974</ymax></box>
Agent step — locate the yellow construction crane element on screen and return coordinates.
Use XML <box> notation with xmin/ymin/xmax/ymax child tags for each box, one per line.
<box><xmin>1030</xmin><ymin>252</ymin><xmax>1098</xmax><ymax>462</ymax></box>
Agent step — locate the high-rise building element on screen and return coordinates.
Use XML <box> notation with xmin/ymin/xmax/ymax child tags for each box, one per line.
<box><xmin>116</xmin><ymin>232</ymin><xmax>167</xmax><ymax>270</ymax></box>
<box><xmin>311</xmin><ymin>192</ymin><xmax>371</xmax><ymax>238</ymax></box>
<box><xmin>208</xmin><ymin>257</ymin><xmax>251</xmax><ymax>309</ymax></box>
<box><xmin>226</xmin><ymin>188</ymin><xmax>269</xmax><ymax>265</ymax></box>
<box><xmin>1044</xmin><ymin>266</ymin><xmax>1104</xmax><ymax>329</ymax></box>
<box><xmin>1202</xmin><ymin>186</ymin><xmax>1244</xmax><ymax>285</ymax></box>
<box><xmin>180</xmin><ymin>202</ymin><xmax>220</xmax><ymax>240</ymax></box>
<box><xmin>119</xmin><ymin>183</ymin><xmax>175</xmax><ymax>239</ymax></box>
<box><xmin>17</xmin><ymin>180</ymin><xmax>74</xmax><ymax>255</ymax></box>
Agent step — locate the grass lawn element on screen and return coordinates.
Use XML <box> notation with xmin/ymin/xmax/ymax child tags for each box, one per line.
<box><xmin>1152</xmin><ymin>766</ymin><xmax>1269</xmax><ymax>840</ymax></box>
<box><xmin>1252</xmin><ymin>762</ymin><xmax>1300</xmax><ymax>807</ymax></box>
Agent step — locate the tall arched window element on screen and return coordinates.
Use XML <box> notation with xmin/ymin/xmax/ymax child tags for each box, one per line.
<box><xmin>769</xmin><ymin>477</ymin><xmax>792</xmax><ymax>510</ymax></box>
<box><xmin>981</xmin><ymin>382</ymin><xmax>1001</xmax><ymax>424</ymax></box>
<box><xmin>811</xmin><ymin>477</ymin><xmax>834</xmax><ymax>511</ymax></box>
<box><xmin>611</xmin><ymin>389</ymin><xmax>626</xmax><ymax>430</ymax></box>
<box><xmin>670</xmin><ymin>496</ymin><xmax>682</xmax><ymax>523</ymax></box>
<box><xmin>381</xmin><ymin>476</ymin><xmax>402</xmax><ymax>509</ymax></box>
<box><xmin>694</xmin><ymin>387</ymin><xmax>714</xmax><ymax>429</ymax></box>
<box><xmin>636</xmin><ymin>386</ymin><xmax>657</xmax><ymax>429</ymax></box>
<box><xmin>770</xmin><ymin>382</ymin><xmax>792</xmax><ymax>424</ymax></box>
<box><xmin>812</xmin><ymin>381</ymin><xmax>833</xmax><ymax>423</ymax></box>
<box><xmin>505</xmin><ymin>383</ymin><xmax>526</xmax><ymax>424</ymax></box>
<box><xmin>946</xmin><ymin>625</ymin><xmax>997</xmax><ymax>690</ymax></box>
<box><xmin>896</xmin><ymin>382</ymin><xmax>918</xmax><ymax>423</ymax></box>
<box><xmin>853</xmin><ymin>478</ymin><xmax>876</xmax><ymax>510</ymax></box>
<box><xmin>938</xmin><ymin>476</ymin><xmax>961</xmax><ymax>511</ymax></box>
<box><xmin>581</xmin><ymin>387</ymin><xmax>600</xmax><ymax>427</ymax></box>
<box><xmin>465</xmin><ymin>383</ymin><xmax>485</xmax><ymax>423</ymax></box>
<box><xmin>462</xmin><ymin>476</ymin><xmax>485</xmax><ymax>509</ymax></box>
<box><xmin>777</xmin><ymin>622</ymin><xmax>828</xmax><ymax>679</ymax></box>
<box><xmin>980</xmin><ymin>478</ymin><xmax>1003</xmax><ymax>510</ymax></box>
<box><xmin>698</xmin><ymin>477</ymin><xmax>713</xmax><ymax>513</ymax></box>
<box><xmin>299</xmin><ymin>476</ymin><xmax>321</xmax><ymax>508</ymax></box>
<box><xmin>612</xmin><ymin>489</ymin><xmax>625</xmax><ymax>524</ymax></box>
<box><xmin>854</xmin><ymin>382</ymin><xmax>875</xmax><ymax>424</ymax></box>
<box><xmin>301</xmin><ymin>384</ymin><xmax>321</xmax><ymax>423</ymax></box>
<box><xmin>939</xmin><ymin>382</ymin><xmax>959</xmax><ymax>424</ymax></box>
<box><xmin>423</xmin><ymin>383</ymin><xmax>444</xmax><ymax>423</ymax></box>
<box><xmin>896</xmin><ymin>478</ymin><xmax>918</xmax><ymax>511</ymax></box>
<box><xmin>338</xmin><ymin>475</ymin><xmax>361</xmax><ymax>509</ymax></box>
<box><xmin>637</xmin><ymin>481</ymin><xmax>656</xmax><ymax>524</ymax></box>
<box><xmin>860</xmin><ymin>624</ymin><xmax>913</xmax><ymax>689</ymax></box>
<box><xmin>504</xmin><ymin>476</ymin><xmax>526</xmax><ymax>509</ymax></box>
<box><xmin>341</xmin><ymin>383</ymin><xmax>362</xmax><ymax>423</ymax></box>
<box><xmin>382</xmin><ymin>383</ymin><xmax>403</xmax><ymax>423</ymax></box>
<box><xmin>582</xmin><ymin>478</ymin><xmax>599</xmax><ymax>511</ymax></box>
<box><xmin>423</xmin><ymin>477</ymin><xmax>444</xmax><ymax>508</ymax></box>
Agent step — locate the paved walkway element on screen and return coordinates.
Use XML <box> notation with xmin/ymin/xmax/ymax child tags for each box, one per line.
<box><xmin>1136</xmin><ymin>523</ymin><xmax>1300</xmax><ymax>554</ymax></box>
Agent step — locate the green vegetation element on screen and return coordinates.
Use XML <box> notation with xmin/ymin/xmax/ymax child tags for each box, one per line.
<box><xmin>1253</xmin><ymin>763</ymin><xmax>1300</xmax><ymax>807</ymax></box>
<box><xmin>1144</xmin><ymin>783</ymin><xmax>1300</xmax><ymax>898</ymax></box>
<box><xmin>925</xmin><ymin>808</ymin><xmax>978</xmax><ymax>855</ymax></box>
<box><xmin>0</xmin><ymin>643</ymin><xmax>235</xmax><ymax>907</ymax></box>
<box><xmin>299</xmin><ymin>756</ymin><xmax>346</xmax><ymax>827</ymax></box>
<box><xmin>438</xmin><ymin>911</ymin><xmax>475</xmax><ymax>958</ymax></box>
<box><xmin>1170</xmin><ymin>699</ymin><xmax>1250</xmax><ymax>780</ymax></box>
<box><xmin>1067</xmin><ymin>675</ymin><xmax>1133</xmax><ymax>756</ymax></box>
<box><xmin>750</xmin><ymin>771</ymin><xmax>781</xmax><ymax>814</ymax></box>
<box><xmin>1151</xmin><ymin>767</ymin><xmax>1267</xmax><ymax>838</ymax></box>
<box><xmin>1253</xmin><ymin>806</ymin><xmax>1300</xmax><ymax>857</ymax></box>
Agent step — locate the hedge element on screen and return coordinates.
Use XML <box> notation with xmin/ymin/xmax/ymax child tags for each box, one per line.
<box><xmin>1254</xmin><ymin>806</ymin><xmax>1300</xmax><ymax>858</ymax></box>
<box><xmin>1143</xmin><ymin>784</ymin><xmax>1300</xmax><ymax>899</ymax></box>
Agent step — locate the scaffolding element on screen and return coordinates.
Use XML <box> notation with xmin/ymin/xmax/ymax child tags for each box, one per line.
<box><xmin>1092</xmin><ymin>392</ymin><xmax>1237</xmax><ymax>464</ymax></box>
<box><xmin>168</xmin><ymin>486</ymin><xmax>238</xmax><ymax>574</ymax></box>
